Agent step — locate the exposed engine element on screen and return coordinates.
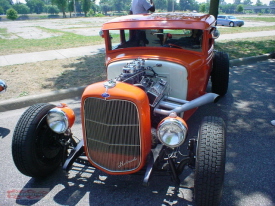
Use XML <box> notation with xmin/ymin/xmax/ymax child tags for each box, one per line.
<box><xmin>115</xmin><ymin>58</ymin><xmax>167</xmax><ymax>107</ymax></box>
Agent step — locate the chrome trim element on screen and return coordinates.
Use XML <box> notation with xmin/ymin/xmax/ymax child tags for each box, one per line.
<box><xmin>83</xmin><ymin>97</ymin><xmax>142</xmax><ymax>172</ymax></box>
<box><xmin>154</xmin><ymin>93</ymin><xmax>219</xmax><ymax>116</ymax></box>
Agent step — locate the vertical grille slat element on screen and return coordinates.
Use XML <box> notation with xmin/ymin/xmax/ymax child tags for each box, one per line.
<box><xmin>84</xmin><ymin>97</ymin><xmax>141</xmax><ymax>172</ymax></box>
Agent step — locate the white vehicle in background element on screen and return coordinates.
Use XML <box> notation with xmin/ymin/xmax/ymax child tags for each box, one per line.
<box><xmin>217</xmin><ymin>15</ymin><xmax>244</xmax><ymax>27</ymax></box>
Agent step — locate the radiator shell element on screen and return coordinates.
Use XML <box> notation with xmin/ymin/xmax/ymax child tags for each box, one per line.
<box><xmin>81</xmin><ymin>81</ymin><xmax>151</xmax><ymax>174</ymax></box>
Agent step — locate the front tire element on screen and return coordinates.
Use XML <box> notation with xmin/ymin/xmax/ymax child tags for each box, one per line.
<box><xmin>229</xmin><ymin>22</ymin><xmax>234</xmax><ymax>27</ymax></box>
<box><xmin>194</xmin><ymin>116</ymin><xmax>226</xmax><ymax>206</ymax></box>
<box><xmin>12</xmin><ymin>103</ymin><xmax>64</xmax><ymax>178</ymax></box>
<box><xmin>211</xmin><ymin>51</ymin><xmax>229</xmax><ymax>96</ymax></box>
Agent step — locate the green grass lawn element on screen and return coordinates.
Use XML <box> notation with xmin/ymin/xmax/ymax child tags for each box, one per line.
<box><xmin>215</xmin><ymin>37</ymin><xmax>275</xmax><ymax>59</ymax></box>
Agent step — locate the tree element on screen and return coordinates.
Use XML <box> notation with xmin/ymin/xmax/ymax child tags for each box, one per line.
<box><xmin>6</xmin><ymin>8</ymin><xmax>18</xmax><ymax>20</ymax></box>
<box><xmin>199</xmin><ymin>3</ymin><xmax>207</xmax><ymax>13</ymax></box>
<box><xmin>0</xmin><ymin>0</ymin><xmax>12</xmax><ymax>13</ymax></box>
<box><xmin>220</xmin><ymin>3</ymin><xmax>236</xmax><ymax>13</ymax></box>
<box><xmin>68</xmin><ymin>0</ymin><xmax>74</xmax><ymax>17</ymax></box>
<box><xmin>243</xmin><ymin>0</ymin><xmax>253</xmax><ymax>5</ymax></box>
<box><xmin>234</xmin><ymin>0</ymin><xmax>241</xmax><ymax>5</ymax></box>
<box><xmin>51</xmin><ymin>0</ymin><xmax>67</xmax><ymax>17</ymax></box>
<box><xmin>256</xmin><ymin>0</ymin><xmax>263</xmax><ymax>6</ymax></box>
<box><xmin>179</xmin><ymin>0</ymin><xmax>198</xmax><ymax>11</ymax></box>
<box><xmin>46</xmin><ymin>5</ymin><xmax>59</xmax><ymax>14</ymax></box>
<box><xmin>219</xmin><ymin>0</ymin><xmax>226</xmax><ymax>5</ymax></box>
<box><xmin>26</xmin><ymin>0</ymin><xmax>45</xmax><ymax>14</ymax></box>
<box><xmin>155</xmin><ymin>0</ymin><xmax>167</xmax><ymax>10</ymax></box>
<box><xmin>209</xmin><ymin>0</ymin><xmax>219</xmax><ymax>20</ymax></box>
<box><xmin>82</xmin><ymin>0</ymin><xmax>91</xmax><ymax>16</ymax></box>
<box><xmin>99</xmin><ymin>0</ymin><xmax>112</xmax><ymax>15</ymax></box>
<box><xmin>167</xmin><ymin>0</ymin><xmax>173</xmax><ymax>11</ymax></box>
<box><xmin>236</xmin><ymin>4</ymin><xmax>244</xmax><ymax>13</ymax></box>
<box><xmin>112</xmin><ymin>0</ymin><xmax>123</xmax><ymax>12</ymax></box>
<box><xmin>13</xmin><ymin>3</ymin><xmax>30</xmax><ymax>14</ymax></box>
<box><xmin>0</xmin><ymin>6</ymin><xmax>4</xmax><ymax>15</ymax></box>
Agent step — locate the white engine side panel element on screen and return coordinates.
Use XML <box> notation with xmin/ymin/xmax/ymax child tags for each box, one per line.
<box><xmin>107</xmin><ymin>60</ymin><xmax>188</xmax><ymax>100</ymax></box>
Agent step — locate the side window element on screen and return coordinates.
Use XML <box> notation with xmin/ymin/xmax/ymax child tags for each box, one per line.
<box><xmin>162</xmin><ymin>29</ymin><xmax>203</xmax><ymax>51</ymax></box>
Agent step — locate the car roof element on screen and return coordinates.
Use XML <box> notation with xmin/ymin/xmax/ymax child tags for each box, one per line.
<box><xmin>102</xmin><ymin>12</ymin><xmax>216</xmax><ymax>30</ymax></box>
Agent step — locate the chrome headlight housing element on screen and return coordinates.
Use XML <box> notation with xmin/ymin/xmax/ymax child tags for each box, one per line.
<box><xmin>157</xmin><ymin>118</ymin><xmax>187</xmax><ymax>148</ymax></box>
<box><xmin>47</xmin><ymin>108</ymin><xmax>69</xmax><ymax>134</ymax></box>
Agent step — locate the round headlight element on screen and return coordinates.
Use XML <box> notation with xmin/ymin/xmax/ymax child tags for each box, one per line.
<box><xmin>47</xmin><ymin>108</ymin><xmax>69</xmax><ymax>134</ymax></box>
<box><xmin>157</xmin><ymin>118</ymin><xmax>187</xmax><ymax>148</ymax></box>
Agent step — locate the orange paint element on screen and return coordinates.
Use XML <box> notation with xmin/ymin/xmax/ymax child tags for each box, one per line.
<box><xmin>81</xmin><ymin>81</ymin><xmax>151</xmax><ymax>175</ymax></box>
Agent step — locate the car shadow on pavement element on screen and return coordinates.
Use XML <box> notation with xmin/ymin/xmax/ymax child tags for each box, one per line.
<box><xmin>0</xmin><ymin>127</ymin><xmax>10</xmax><ymax>138</ymax></box>
<box><xmin>15</xmin><ymin>162</ymin><xmax>196</xmax><ymax>206</ymax></box>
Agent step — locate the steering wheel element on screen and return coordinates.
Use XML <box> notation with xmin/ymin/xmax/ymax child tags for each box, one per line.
<box><xmin>168</xmin><ymin>43</ymin><xmax>183</xmax><ymax>49</ymax></box>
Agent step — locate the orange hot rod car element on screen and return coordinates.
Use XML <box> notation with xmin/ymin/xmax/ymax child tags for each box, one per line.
<box><xmin>12</xmin><ymin>13</ymin><xmax>229</xmax><ymax>206</ymax></box>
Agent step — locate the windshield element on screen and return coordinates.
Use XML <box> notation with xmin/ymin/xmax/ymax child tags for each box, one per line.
<box><xmin>108</xmin><ymin>29</ymin><xmax>203</xmax><ymax>52</ymax></box>
<box><xmin>228</xmin><ymin>16</ymin><xmax>236</xmax><ymax>19</ymax></box>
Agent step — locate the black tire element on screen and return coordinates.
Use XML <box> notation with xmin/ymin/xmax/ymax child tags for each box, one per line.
<box><xmin>12</xmin><ymin>103</ymin><xmax>64</xmax><ymax>178</ymax></box>
<box><xmin>194</xmin><ymin>116</ymin><xmax>226</xmax><ymax>206</ymax></box>
<box><xmin>229</xmin><ymin>22</ymin><xmax>234</xmax><ymax>27</ymax></box>
<box><xmin>211</xmin><ymin>51</ymin><xmax>229</xmax><ymax>96</ymax></box>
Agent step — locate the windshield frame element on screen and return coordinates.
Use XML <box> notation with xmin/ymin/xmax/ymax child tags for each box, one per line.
<box><xmin>105</xmin><ymin>28</ymin><xmax>205</xmax><ymax>53</ymax></box>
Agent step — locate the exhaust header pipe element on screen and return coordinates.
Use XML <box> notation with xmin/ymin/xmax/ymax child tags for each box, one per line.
<box><xmin>154</xmin><ymin>93</ymin><xmax>219</xmax><ymax>116</ymax></box>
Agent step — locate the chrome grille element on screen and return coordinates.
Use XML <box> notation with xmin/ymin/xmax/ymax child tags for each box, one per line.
<box><xmin>84</xmin><ymin>97</ymin><xmax>141</xmax><ymax>172</ymax></box>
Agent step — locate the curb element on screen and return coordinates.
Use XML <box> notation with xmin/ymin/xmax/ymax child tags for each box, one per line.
<box><xmin>0</xmin><ymin>54</ymin><xmax>273</xmax><ymax>112</ymax></box>
<box><xmin>229</xmin><ymin>53</ymin><xmax>272</xmax><ymax>67</ymax></box>
<box><xmin>0</xmin><ymin>86</ymin><xmax>86</xmax><ymax>112</ymax></box>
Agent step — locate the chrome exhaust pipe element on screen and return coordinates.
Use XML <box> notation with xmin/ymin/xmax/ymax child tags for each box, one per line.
<box><xmin>154</xmin><ymin>93</ymin><xmax>219</xmax><ymax>116</ymax></box>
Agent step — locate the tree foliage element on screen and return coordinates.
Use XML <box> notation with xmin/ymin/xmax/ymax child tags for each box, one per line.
<box><xmin>6</xmin><ymin>8</ymin><xmax>18</xmax><ymax>20</ymax></box>
<box><xmin>0</xmin><ymin>7</ymin><xmax>4</xmax><ymax>15</ymax></box>
<box><xmin>0</xmin><ymin>0</ymin><xmax>12</xmax><ymax>13</ymax></box>
<box><xmin>51</xmin><ymin>0</ymin><xmax>67</xmax><ymax>17</ymax></box>
<box><xmin>179</xmin><ymin>0</ymin><xmax>199</xmax><ymax>11</ymax></box>
<box><xmin>13</xmin><ymin>3</ymin><xmax>30</xmax><ymax>14</ymax></box>
<box><xmin>26</xmin><ymin>0</ymin><xmax>44</xmax><ymax>14</ymax></box>
<box><xmin>45</xmin><ymin>5</ymin><xmax>59</xmax><ymax>14</ymax></box>
<box><xmin>199</xmin><ymin>3</ymin><xmax>207</xmax><ymax>12</ymax></box>
<box><xmin>155</xmin><ymin>0</ymin><xmax>167</xmax><ymax>10</ymax></box>
<box><xmin>236</xmin><ymin>4</ymin><xmax>244</xmax><ymax>13</ymax></box>
<box><xmin>256</xmin><ymin>0</ymin><xmax>263</xmax><ymax>6</ymax></box>
<box><xmin>82</xmin><ymin>0</ymin><xmax>91</xmax><ymax>16</ymax></box>
<box><xmin>243</xmin><ymin>0</ymin><xmax>253</xmax><ymax>5</ymax></box>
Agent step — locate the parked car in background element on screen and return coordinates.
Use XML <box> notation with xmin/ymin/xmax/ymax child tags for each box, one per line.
<box><xmin>217</xmin><ymin>15</ymin><xmax>244</xmax><ymax>27</ymax></box>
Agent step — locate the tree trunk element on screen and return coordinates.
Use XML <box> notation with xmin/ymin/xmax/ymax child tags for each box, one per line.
<box><xmin>63</xmin><ymin>11</ymin><xmax>66</xmax><ymax>18</ymax></box>
<box><xmin>209</xmin><ymin>0</ymin><xmax>220</xmax><ymax>21</ymax></box>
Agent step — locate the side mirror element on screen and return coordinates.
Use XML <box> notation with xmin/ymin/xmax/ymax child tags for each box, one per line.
<box><xmin>0</xmin><ymin>79</ymin><xmax>7</xmax><ymax>94</ymax></box>
<box><xmin>99</xmin><ymin>29</ymin><xmax>104</xmax><ymax>38</ymax></box>
<box><xmin>211</xmin><ymin>27</ymin><xmax>220</xmax><ymax>39</ymax></box>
